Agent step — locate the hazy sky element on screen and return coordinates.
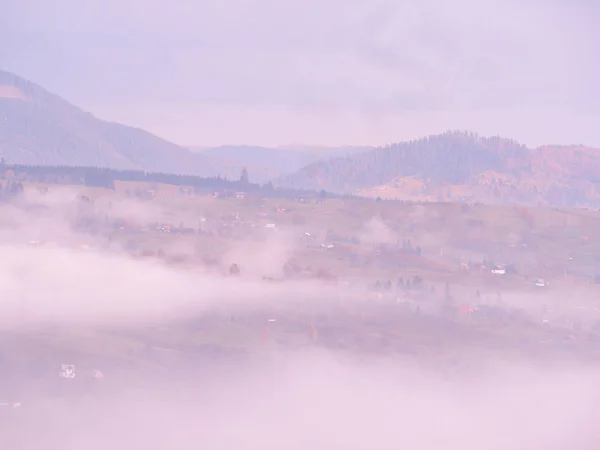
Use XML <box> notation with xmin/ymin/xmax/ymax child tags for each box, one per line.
<box><xmin>2</xmin><ymin>0</ymin><xmax>599</xmax><ymax>147</ymax></box>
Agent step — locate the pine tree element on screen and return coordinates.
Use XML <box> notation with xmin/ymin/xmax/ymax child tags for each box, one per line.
<box><xmin>240</xmin><ymin>167</ymin><xmax>249</xmax><ymax>184</ymax></box>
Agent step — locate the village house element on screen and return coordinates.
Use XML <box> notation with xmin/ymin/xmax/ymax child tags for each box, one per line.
<box><xmin>490</xmin><ymin>265</ymin><xmax>506</xmax><ymax>275</ymax></box>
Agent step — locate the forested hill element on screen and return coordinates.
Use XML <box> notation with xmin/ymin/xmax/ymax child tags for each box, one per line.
<box><xmin>278</xmin><ymin>131</ymin><xmax>600</xmax><ymax>208</ymax></box>
<box><xmin>279</xmin><ymin>132</ymin><xmax>529</xmax><ymax>190</ymax></box>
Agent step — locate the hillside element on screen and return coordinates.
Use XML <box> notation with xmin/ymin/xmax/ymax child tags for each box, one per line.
<box><xmin>278</xmin><ymin>131</ymin><xmax>600</xmax><ymax>208</ymax></box>
<box><xmin>0</xmin><ymin>70</ymin><xmax>241</xmax><ymax>178</ymax></box>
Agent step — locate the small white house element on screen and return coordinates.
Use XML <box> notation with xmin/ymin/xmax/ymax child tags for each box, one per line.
<box><xmin>490</xmin><ymin>265</ymin><xmax>506</xmax><ymax>275</ymax></box>
<box><xmin>59</xmin><ymin>364</ymin><xmax>76</xmax><ymax>379</ymax></box>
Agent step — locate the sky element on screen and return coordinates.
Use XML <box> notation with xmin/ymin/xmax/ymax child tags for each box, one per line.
<box><xmin>2</xmin><ymin>0</ymin><xmax>599</xmax><ymax>147</ymax></box>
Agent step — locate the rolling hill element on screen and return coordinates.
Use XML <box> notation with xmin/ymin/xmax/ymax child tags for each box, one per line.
<box><xmin>278</xmin><ymin>131</ymin><xmax>600</xmax><ymax>208</ymax></box>
<box><xmin>0</xmin><ymin>69</ymin><xmax>243</xmax><ymax>179</ymax></box>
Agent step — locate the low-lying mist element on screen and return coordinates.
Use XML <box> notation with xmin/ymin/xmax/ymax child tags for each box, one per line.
<box><xmin>0</xmin><ymin>189</ymin><xmax>333</xmax><ymax>324</ymax></box>
<box><xmin>7</xmin><ymin>353</ymin><xmax>600</xmax><ymax>450</ymax></box>
<box><xmin>1</xmin><ymin>188</ymin><xmax>599</xmax><ymax>450</ymax></box>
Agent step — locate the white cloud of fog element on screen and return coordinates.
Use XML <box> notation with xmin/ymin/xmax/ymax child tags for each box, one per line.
<box><xmin>0</xmin><ymin>188</ymin><xmax>334</xmax><ymax>328</ymax></box>
<box><xmin>2</xmin><ymin>0</ymin><xmax>599</xmax><ymax>146</ymax></box>
<box><xmin>359</xmin><ymin>217</ymin><xmax>397</xmax><ymax>245</ymax></box>
<box><xmin>8</xmin><ymin>350</ymin><xmax>600</xmax><ymax>450</ymax></box>
<box><xmin>223</xmin><ymin>229</ymin><xmax>299</xmax><ymax>278</ymax></box>
<box><xmin>1</xmin><ymin>191</ymin><xmax>600</xmax><ymax>448</ymax></box>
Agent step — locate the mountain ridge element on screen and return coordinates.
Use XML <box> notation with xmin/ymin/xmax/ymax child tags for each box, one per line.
<box><xmin>0</xmin><ymin>69</ymin><xmax>371</xmax><ymax>183</ymax></box>
<box><xmin>0</xmin><ymin>69</ymin><xmax>236</xmax><ymax>178</ymax></box>
<box><xmin>277</xmin><ymin>131</ymin><xmax>600</xmax><ymax>208</ymax></box>
<box><xmin>3</xmin><ymin>69</ymin><xmax>600</xmax><ymax>208</ymax></box>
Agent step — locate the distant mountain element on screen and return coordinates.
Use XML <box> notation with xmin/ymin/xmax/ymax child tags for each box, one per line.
<box><xmin>193</xmin><ymin>145</ymin><xmax>314</xmax><ymax>181</ymax></box>
<box><xmin>0</xmin><ymin>69</ymin><xmax>241</xmax><ymax>178</ymax></box>
<box><xmin>190</xmin><ymin>144</ymin><xmax>372</xmax><ymax>183</ymax></box>
<box><xmin>7</xmin><ymin>70</ymin><xmax>597</xmax><ymax>207</ymax></box>
<box><xmin>274</xmin><ymin>144</ymin><xmax>374</xmax><ymax>159</ymax></box>
<box><xmin>278</xmin><ymin>131</ymin><xmax>600</xmax><ymax>208</ymax></box>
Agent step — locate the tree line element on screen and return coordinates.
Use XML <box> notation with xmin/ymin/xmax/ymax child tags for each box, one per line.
<box><xmin>0</xmin><ymin>159</ymin><xmax>348</xmax><ymax>200</ymax></box>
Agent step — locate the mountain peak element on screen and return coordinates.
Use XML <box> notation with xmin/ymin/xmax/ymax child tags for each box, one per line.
<box><xmin>0</xmin><ymin>69</ymin><xmax>31</xmax><ymax>101</ymax></box>
<box><xmin>0</xmin><ymin>69</ymin><xmax>82</xmax><ymax>115</ymax></box>
<box><xmin>0</xmin><ymin>69</ymin><xmax>218</xmax><ymax>174</ymax></box>
<box><xmin>0</xmin><ymin>68</ymin><xmax>44</xmax><ymax>94</ymax></box>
